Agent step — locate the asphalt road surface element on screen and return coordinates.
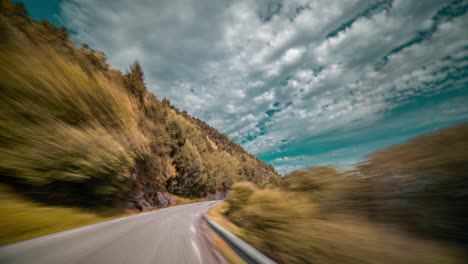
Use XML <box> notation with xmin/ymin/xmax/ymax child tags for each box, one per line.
<box><xmin>0</xmin><ymin>201</ymin><xmax>223</xmax><ymax>264</ymax></box>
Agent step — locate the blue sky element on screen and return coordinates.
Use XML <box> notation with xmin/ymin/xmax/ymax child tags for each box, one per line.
<box><xmin>19</xmin><ymin>0</ymin><xmax>468</xmax><ymax>174</ymax></box>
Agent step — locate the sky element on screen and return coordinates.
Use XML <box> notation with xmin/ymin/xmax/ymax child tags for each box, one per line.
<box><xmin>19</xmin><ymin>0</ymin><xmax>468</xmax><ymax>174</ymax></box>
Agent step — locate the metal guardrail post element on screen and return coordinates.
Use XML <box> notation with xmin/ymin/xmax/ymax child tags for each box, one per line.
<box><xmin>202</xmin><ymin>214</ymin><xmax>277</xmax><ymax>264</ymax></box>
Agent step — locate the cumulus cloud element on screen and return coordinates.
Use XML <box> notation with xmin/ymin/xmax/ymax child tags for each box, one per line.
<box><xmin>60</xmin><ymin>0</ymin><xmax>468</xmax><ymax>174</ymax></box>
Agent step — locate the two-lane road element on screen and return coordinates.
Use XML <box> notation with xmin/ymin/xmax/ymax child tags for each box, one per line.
<box><xmin>0</xmin><ymin>201</ymin><xmax>223</xmax><ymax>264</ymax></box>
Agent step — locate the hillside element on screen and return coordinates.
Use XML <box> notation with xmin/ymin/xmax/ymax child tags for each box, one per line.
<box><xmin>0</xmin><ymin>0</ymin><xmax>279</xmax><ymax>211</ymax></box>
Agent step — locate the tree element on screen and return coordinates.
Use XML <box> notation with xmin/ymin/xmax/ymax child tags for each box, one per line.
<box><xmin>169</xmin><ymin>140</ymin><xmax>205</xmax><ymax>196</ymax></box>
<box><xmin>124</xmin><ymin>62</ymin><xmax>147</xmax><ymax>103</ymax></box>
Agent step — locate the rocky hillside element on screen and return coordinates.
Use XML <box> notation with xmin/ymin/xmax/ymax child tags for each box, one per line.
<box><xmin>0</xmin><ymin>0</ymin><xmax>280</xmax><ymax>211</ymax></box>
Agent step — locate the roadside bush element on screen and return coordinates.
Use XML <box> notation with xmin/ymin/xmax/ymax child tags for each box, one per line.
<box><xmin>281</xmin><ymin>166</ymin><xmax>338</xmax><ymax>192</ymax></box>
<box><xmin>224</xmin><ymin>181</ymin><xmax>256</xmax><ymax>218</ymax></box>
<box><xmin>236</xmin><ymin>189</ymin><xmax>319</xmax><ymax>263</ymax></box>
<box><xmin>226</xmin><ymin>186</ymin><xmax>464</xmax><ymax>264</ymax></box>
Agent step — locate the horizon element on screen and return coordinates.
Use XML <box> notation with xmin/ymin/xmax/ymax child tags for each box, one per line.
<box><xmin>17</xmin><ymin>0</ymin><xmax>468</xmax><ymax>174</ymax></box>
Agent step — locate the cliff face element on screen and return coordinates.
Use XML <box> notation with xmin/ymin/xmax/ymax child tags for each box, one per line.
<box><xmin>0</xmin><ymin>0</ymin><xmax>280</xmax><ymax>210</ymax></box>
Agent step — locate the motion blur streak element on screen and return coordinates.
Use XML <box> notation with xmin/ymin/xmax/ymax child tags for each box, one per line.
<box><xmin>1</xmin><ymin>1</ymin><xmax>467</xmax><ymax>264</ymax></box>
<box><xmin>223</xmin><ymin>125</ymin><xmax>468</xmax><ymax>263</ymax></box>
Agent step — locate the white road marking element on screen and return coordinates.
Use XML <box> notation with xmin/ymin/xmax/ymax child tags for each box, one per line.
<box><xmin>190</xmin><ymin>224</ymin><xmax>196</xmax><ymax>234</ymax></box>
<box><xmin>191</xmin><ymin>239</ymin><xmax>202</xmax><ymax>264</ymax></box>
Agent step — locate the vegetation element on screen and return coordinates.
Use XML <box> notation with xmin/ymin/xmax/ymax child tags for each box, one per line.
<box><xmin>224</xmin><ymin>124</ymin><xmax>468</xmax><ymax>264</ymax></box>
<box><xmin>0</xmin><ymin>184</ymin><xmax>116</xmax><ymax>246</ymax></box>
<box><xmin>0</xmin><ymin>0</ymin><xmax>279</xmax><ymax>214</ymax></box>
<box><xmin>224</xmin><ymin>182</ymin><xmax>256</xmax><ymax>217</ymax></box>
<box><xmin>207</xmin><ymin>203</ymin><xmax>245</xmax><ymax>264</ymax></box>
<box><xmin>358</xmin><ymin>123</ymin><xmax>468</xmax><ymax>243</ymax></box>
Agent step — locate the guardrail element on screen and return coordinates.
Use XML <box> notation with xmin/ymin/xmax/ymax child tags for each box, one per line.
<box><xmin>202</xmin><ymin>214</ymin><xmax>277</xmax><ymax>264</ymax></box>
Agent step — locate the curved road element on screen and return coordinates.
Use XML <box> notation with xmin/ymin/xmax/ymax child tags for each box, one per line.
<box><xmin>0</xmin><ymin>201</ymin><xmax>223</xmax><ymax>264</ymax></box>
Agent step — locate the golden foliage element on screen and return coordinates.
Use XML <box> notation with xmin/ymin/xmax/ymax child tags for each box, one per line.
<box><xmin>0</xmin><ymin>0</ymin><xmax>280</xmax><ymax>210</ymax></box>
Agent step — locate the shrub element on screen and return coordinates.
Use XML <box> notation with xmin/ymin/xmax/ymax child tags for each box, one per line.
<box><xmin>281</xmin><ymin>166</ymin><xmax>339</xmax><ymax>192</ymax></box>
<box><xmin>224</xmin><ymin>182</ymin><xmax>256</xmax><ymax>218</ymax></box>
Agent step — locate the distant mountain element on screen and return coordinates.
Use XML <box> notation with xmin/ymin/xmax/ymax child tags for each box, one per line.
<box><xmin>0</xmin><ymin>0</ymin><xmax>280</xmax><ymax>210</ymax></box>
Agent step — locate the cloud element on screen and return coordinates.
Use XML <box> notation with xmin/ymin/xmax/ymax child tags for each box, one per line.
<box><xmin>60</xmin><ymin>0</ymin><xmax>468</xmax><ymax>173</ymax></box>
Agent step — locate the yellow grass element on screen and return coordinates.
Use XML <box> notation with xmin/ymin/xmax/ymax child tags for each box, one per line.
<box><xmin>207</xmin><ymin>203</ymin><xmax>245</xmax><ymax>264</ymax></box>
<box><xmin>208</xmin><ymin>229</ymin><xmax>246</xmax><ymax>264</ymax></box>
<box><xmin>208</xmin><ymin>203</ymin><xmax>243</xmax><ymax>236</ymax></box>
<box><xmin>0</xmin><ymin>185</ymin><xmax>123</xmax><ymax>246</ymax></box>
<box><xmin>171</xmin><ymin>194</ymin><xmax>204</xmax><ymax>206</ymax></box>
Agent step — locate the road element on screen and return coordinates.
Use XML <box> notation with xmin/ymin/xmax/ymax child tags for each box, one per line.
<box><xmin>0</xmin><ymin>201</ymin><xmax>223</xmax><ymax>264</ymax></box>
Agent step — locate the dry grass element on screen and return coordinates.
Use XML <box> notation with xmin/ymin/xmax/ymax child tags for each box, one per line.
<box><xmin>207</xmin><ymin>203</ymin><xmax>246</xmax><ymax>264</ymax></box>
<box><xmin>208</xmin><ymin>203</ymin><xmax>243</xmax><ymax>236</ymax></box>
<box><xmin>208</xmin><ymin>229</ymin><xmax>246</xmax><ymax>264</ymax></box>
<box><xmin>0</xmin><ymin>185</ymin><xmax>123</xmax><ymax>246</ymax></box>
<box><xmin>171</xmin><ymin>194</ymin><xmax>204</xmax><ymax>206</ymax></box>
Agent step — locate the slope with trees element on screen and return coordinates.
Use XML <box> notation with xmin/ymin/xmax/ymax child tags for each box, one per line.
<box><xmin>0</xmin><ymin>0</ymin><xmax>280</xmax><ymax>211</ymax></box>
